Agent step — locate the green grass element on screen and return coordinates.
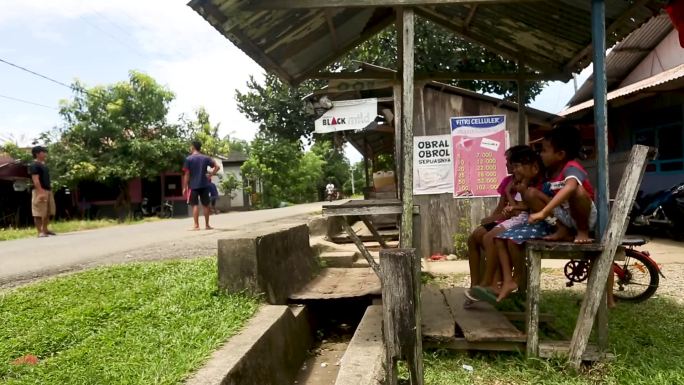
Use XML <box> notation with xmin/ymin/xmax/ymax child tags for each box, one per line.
<box><xmin>420</xmin><ymin>291</ymin><xmax>684</xmax><ymax>385</ymax></box>
<box><xmin>0</xmin><ymin>258</ymin><xmax>260</xmax><ymax>385</ymax></box>
<box><xmin>0</xmin><ymin>218</ymin><xmax>158</xmax><ymax>242</ymax></box>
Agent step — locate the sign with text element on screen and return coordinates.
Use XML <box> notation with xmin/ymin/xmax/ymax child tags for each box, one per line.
<box><xmin>451</xmin><ymin>115</ymin><xmax>508</xmax><ymax>198</ymax></box>
<box><xmin>413</xmin><ymin>135</ymin><xmax>454</xmax><ymax>195</ymax></box>
<box><xmin>314</xmin><ymin>98</ymin><xmax>377</xmax><ymax>134</ymax></box>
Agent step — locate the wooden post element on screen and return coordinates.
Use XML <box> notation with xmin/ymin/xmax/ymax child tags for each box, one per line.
<box><xmin>381</xmin><ymin>248</ymin><xmax>423</xmax><ymax>385</ymax></box>
<box><xmin>398</xmin><ymin>7</ymin><xmax>415</xmax><ymax>248</ymax></box>
<box><xmin>393</xmin><ymin>83</ymin><xmax>402</xmax><ymax>200</ymax></box>
<box><xmin>568</xmin><ymin>145</ymin><xmax>651</xmax><ymax>368</ymax></box>
<box><xmin>361</xmin><ymin>217</ymin><xmax>389</xmax><ymax>249</ymax></box>
<box><xmin>525</xmin><ymin>247</ymin><xmax>541</xmax><ymax>357</ymax></box>
<box><xmin>592</xmin><ymin>0</ymin><xmax>609</xmax><ymax>239</ymax></box>
<box><xmin>516</xmin><ymin>64</ymin><xmax>527</xmax><ymax>146</ymax></box>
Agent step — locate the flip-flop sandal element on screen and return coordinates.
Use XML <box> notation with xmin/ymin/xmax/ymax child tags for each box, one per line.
<box><xmin>463</xmin><ymin>289</ymin><xmax>480</xmax><ymax>309</ymax></box>
<box><xmin>471</xmin><ymin>286</ymin><xmax>498</xmax><ymax>306</ymax></box>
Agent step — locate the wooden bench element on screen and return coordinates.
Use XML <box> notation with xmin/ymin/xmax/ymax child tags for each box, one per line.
<box><xmin>524</xmin><ymin>145</ymin><xmax>654</xmax><ymax>368</ymax></box>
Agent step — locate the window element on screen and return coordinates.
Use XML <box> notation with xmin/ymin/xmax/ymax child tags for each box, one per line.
<box><xmin>634</xmin><ymin>122</ymin><xmax>684</xmax><ymax>173</ymax></box>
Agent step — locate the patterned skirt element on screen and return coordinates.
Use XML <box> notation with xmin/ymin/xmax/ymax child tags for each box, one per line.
<box><xmin>496</xmin><ymin>221</ymin><xmax>554</xmax><ymax>244</ymax></box>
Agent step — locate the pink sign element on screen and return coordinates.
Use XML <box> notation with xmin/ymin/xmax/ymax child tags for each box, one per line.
<box><xmin>451</xmin><ymin>115</ymin><xmax>509</xmax><ymax>197</ymax></box>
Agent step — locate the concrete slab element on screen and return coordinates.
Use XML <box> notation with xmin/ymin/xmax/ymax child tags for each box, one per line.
<box><xmin>321</xmin><ymin>251</ymin><xmax>358</xmax><ymax>267</ymax></box>
<box><xmin>185</xmin><ymin>305</ymin><xmax>312</xmax><ymax>385</ymax></box>
<box><xmin>218</xmin><ymin>223</ymin><xmax>318</xmax><ymax>304</ymax></box>
<box><xmin>334</xmin><ymin>305</ymin><xmax>385</xmax><ymax>385</ymax></box>
<box><xmin>290</xmin><ymin>268</ymin><xmax>381</xmax><ymax>300</ymax></box>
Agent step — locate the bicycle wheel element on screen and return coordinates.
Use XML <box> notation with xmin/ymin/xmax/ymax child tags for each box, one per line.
<box><xmin>613</xmin><ymin>249</ymin><xmax>659</xmax><ymax>303</ymax></box>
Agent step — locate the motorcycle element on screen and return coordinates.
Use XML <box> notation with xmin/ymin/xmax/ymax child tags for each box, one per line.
<box><xmin>134</xmin><ymin>198</ymin><xmax>174</xmax><ymax>220</ymax></box>
<box><xmin>630</xmin><ymin>182</ymin><xmax>684</xmax><ymax>240</ymax></box>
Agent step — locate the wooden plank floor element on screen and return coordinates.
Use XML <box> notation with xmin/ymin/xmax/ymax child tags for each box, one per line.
<box><xmin>442</xmin><ymin>287</ymin><xmax>526</xmax><ymax>342</ymax></box>
<box><xmin>289</xmin><ymin>268</ymin><xmax>381</xmax><ymax>300</ymax></box>
<box><xmin>421</xmin><ymin>285</ymin><xmax>455</xmax><ymax>340</ymax></box>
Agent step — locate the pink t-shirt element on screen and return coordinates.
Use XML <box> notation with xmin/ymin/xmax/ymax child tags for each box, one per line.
<box><xmin>496</xmin><ymin>175</ymin><xmax>514</xmax><ymax>196</ymax></box>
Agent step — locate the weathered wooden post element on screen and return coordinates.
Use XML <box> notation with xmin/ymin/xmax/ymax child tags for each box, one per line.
<box><xmin>381</xmin><ymin>248</ymin><xmax>423</xmax><ymax>385</ymax></box>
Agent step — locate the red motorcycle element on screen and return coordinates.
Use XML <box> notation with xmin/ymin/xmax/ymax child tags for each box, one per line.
<box><xmin>564</xmin><ymin>237</ymin><xmax>663</xmax><ymax>303</ymax></box>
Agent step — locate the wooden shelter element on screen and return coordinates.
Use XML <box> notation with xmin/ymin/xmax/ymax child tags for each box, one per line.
<box><xmin>306</xmin><ymin>66</ymin><xmax>559</xmax><ymax>257</ymax></box>
<box><xmin>189</xmin><ymin>0</ymin><xmax>667</xmax><ymax>377</ymax></box>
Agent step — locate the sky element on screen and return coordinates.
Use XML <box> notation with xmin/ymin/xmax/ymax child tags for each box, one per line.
<box><xmin>0</xmin><ymin>0</ymin><xmax>590</xmax><ymax>163</ymax></box>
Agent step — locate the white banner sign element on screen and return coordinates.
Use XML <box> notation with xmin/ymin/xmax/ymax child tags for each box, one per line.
<box><xmin>413</xmin><ymin>135</ymin><xmax>454</xmax><ymax>195</ymax></box>
<box><xmin>314</xmin><ymin>98</ymin><xmax>377</xmax><ymax>134</ymax></box>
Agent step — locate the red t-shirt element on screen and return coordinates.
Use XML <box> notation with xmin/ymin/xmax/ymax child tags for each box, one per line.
<box><xmin>496</xmin><ymin>175</ymin><xmax>514</xmax><ymax>196</ymax></box>
<box><xmin>544</xmin><ymin>160</ymin><xmax>595</xmax><ymax>201</ymax></box>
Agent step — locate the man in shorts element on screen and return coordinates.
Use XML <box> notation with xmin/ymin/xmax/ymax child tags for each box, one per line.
<box><xmin>182</xmin><ymin>141</ymin><xmax>220</xmax><ymax>230</ymax></box>
<box><xmin>30</xmin><ymin>146</ymin><xmax>56</xmax><ymax>238</ymax></box>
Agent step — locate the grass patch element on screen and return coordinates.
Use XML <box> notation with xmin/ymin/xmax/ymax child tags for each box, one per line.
<box><xmin>421</xmin><ymin>291</ymin><xmax>684</xmax><ymax>385</ymax></box>
<box><xmin>0</xmin><ymin>218</ymin><xmax>159</xmax><ymax>242</ymax></box>
<box><xmin>0</xmin><ymin>258</ymin><xmax>259</xmax><ymax>385</ymax></box>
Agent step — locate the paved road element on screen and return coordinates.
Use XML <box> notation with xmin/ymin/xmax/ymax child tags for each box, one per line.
<box><xmin>0</xmin><ymin>202</ymin><xmax>324</xmax><ymax>287</ymax></box>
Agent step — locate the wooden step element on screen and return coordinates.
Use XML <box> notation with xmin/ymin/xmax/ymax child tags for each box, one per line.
<box><xmin>442</xmin><ymin>287</ymin><xmax>525</xmax><ymax>342</ymax></box>
<box><xmin>289</xmin><ymin>268</ymin><xmax>380</xmax><ymax>300</ymax></box>
<box><xmin>320</xmin><ymin>251</ymin><xmax>358</xmax><ymax>267</ymax></box>
<box><xmin>420</xmin><ymin>285</ymin><xmax>455</xmax><ymax>341</ymax></box>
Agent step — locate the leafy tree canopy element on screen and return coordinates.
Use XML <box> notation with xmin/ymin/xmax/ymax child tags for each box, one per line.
<box><xmin>42</xmin><ymin>71</ymin><xmax>187</xmax><ymax>188</ymax></box>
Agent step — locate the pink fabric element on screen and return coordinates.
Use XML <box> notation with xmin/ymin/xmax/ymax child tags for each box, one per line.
<box><xmin>496</xmin><ymin>175</ymin><xmax>514</xmax><ymax>196</ymax></box>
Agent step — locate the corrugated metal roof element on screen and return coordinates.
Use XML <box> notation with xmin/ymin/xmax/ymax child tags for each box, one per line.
<box><xmin>188</xmin><ymin>0</ymin><xmax>663</xmax><ymax>85</ymax></box>
<box><xmin>567</xmin><ymin>13</ymin><xmax>673</xmax><ymax>106</ymax></box>
<box><xmin>560</xmin><ymin>63</ymin><xmax>684</xmax><ymax>116</ymax></box>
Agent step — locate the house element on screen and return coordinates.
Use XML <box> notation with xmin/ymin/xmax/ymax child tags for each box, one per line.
<box><xmin>0</xmin><ymin>155</ymin><xmax>31</xmax><ymax>228</ymax></box>
<box><xmin>561</xmin><ymin>14</ymin><xmax>684</xmax><ymax>195</ymax></box>
<box><xmin>214</xmin><ymin>152</ymin><xmax>249</xmax><ymax>211</ymax></box>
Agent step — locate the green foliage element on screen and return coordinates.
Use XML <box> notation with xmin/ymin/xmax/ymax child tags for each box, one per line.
<box><xmin>421</xmin><ymin>291</ymin><xmax>684</xmax><ymax>385</ymax></box>
<box><xmin>311</xmin><ymin>138</ymin><xmax>350</xmax><ymax>197</ymax></box>
<box><xmin>235</xmin><ymin>75</ymin><xmax>324</xmax><ymax>143</ymax></box>
<box><xmin>0</xmin><ymin>143</ymin><xmax>32</xmax><ymax>164</ymax></box>
<box><xmin>181</xmin><ymin>107</ymin><xmax>230</xmax><ymax>157</ymax></box>
<box><xmin>340</xmin><ymin>18</ymin><xmax>544</xmax><ymax>102</ymax></box>
<box><xmin>0</xmin><ymin>258</ymin><xmax>259</xmax><ymax>385</ymax></box>
<box><xmin>45</xmin><ymin>71</ymin><xmax>187</xmax><ymax>189</ymax></box>
<box><xmin>453</xmin><ymin>216</ymin><xmax>472</xmax><ymax>258</ymax></box>
<box><xmin>241</xmin><ymin>133</ymin><xmax>324</xmax><ymax>208</ymax></box>
<box><xmin>219</xmin><ymin>172</ymin><xmax>242</xmax><ymax>199</ymax></box>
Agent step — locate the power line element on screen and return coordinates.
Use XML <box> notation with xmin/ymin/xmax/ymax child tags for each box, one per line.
<box><xmin>0</xmin><ymin>93</ymin><xmax>58</xmax><ymax>110</ymax></box>
<box><xmin>78</xmin><ymin>15</ymin><xmax>148</xmax><ymax>60</ymax></box>
<box><xmin>0</xmin><ymin>57</ymin><xmax>72</xmax><ymax>90</ymax></box>
<box><xmin>0</xmin><ymin>57</ymin><xmax>106</xmax><ymax>102</ymax></box>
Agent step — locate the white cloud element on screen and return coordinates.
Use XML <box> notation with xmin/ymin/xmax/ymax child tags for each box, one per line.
<box><xmin>0</xmin><ymin>0</ymin><xmax>264</xmax><ymax>142</ymax></box>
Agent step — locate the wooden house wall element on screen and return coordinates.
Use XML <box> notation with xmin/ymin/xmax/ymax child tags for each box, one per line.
<box><xmin>412</xmin><ymin>85</ymin><xmax>525</xmax><ymax>258</ymax></box>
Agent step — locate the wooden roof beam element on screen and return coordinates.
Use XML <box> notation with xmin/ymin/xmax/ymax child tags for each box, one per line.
<box><xmin>324</xmin><ymin>10</ymin><xmax>341</xmax><ymax>50</ymax></box>
<box><xmin>247</xmin><ymin>0</ymin><xmax>546</xmax><ymax>9</ymax></box>
<box><xmin>416</xmin><ymin>71</ymin><xmax>566</xmax><ymax>81</ymax></box>
<box><xmin>464</xmin><ymin>4</ymin><xmax>478</xmax><ymax>29</ymax></box>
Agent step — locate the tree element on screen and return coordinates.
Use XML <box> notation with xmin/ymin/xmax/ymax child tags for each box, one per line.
<box><xmin>235</xmin><ymin>75</ymin><xmax>324</xmax><ymax>143</ymax></box>
<box><xmin>181</xmin><ymin>107</ymin><xmax>230</xmax><ymax>157</ymax></box>
<box><xmin>311</xmin><ymin>138</ymin><xmax>350</xmax><ymax>198</ymax></box>
<box><xmin>219</xmin><ymin>172</ymin><xmax>242</xmax><ymax>202</ymax></box>
<box><xmin>241</xmin><ymin>133</ymin><xmax>324</xmax><ymax>208</ymax></box>
<box><xmin>45</xmin><ymin>71</ymin><xmax>187</xmax><ymax>190</ymax></box>
<box><xmin>338</xmin><ymin>18</ymin><xmax>545</xmax><ymax>101</ymax></box>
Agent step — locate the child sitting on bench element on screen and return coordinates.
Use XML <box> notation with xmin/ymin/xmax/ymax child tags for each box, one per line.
<box><xmin>529</xmin><ymin>125</ymin><xmax>596</xmax><ymax>244</ymax></box>
<box><xmin>470</xmin><ymin>147</ymin><xmax>548</xmax><ymax>304</ymax></box>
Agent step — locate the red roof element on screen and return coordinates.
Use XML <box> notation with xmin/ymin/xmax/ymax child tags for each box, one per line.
<box><xmin>0</xmin><ymin>156</ymin><xmax>29</xmax><ymax>180</ymax></box>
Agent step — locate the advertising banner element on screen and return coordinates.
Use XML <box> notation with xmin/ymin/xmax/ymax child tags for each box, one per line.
<box><xmin>314</xmin><ymin>98</ymin><xmax>377</xmax><ymax>134</ymax></box>
<box><xmin>451</xmin><ymin>115</ymin><xmax>508</xmax><ymax>197</ymax></box>
<box><xmin>413</xmin><ymin>135</ymin><xmax>454</xmax><ymax>195</ymax></box>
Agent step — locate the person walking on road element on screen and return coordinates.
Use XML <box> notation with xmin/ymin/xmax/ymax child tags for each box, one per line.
<box><xmin>30</xmin><ymin>146</ymin><xmax>55</xmax><ymax>238</ymax></box>
<box><xmin>182</xmin><ymin>140</ymin><xmax>220</xmax><ymax>230</ymax></box>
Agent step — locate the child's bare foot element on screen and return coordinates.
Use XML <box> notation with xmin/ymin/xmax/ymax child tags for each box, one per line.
<box><xmin>543</xmin><ymin>225</ymin><xmax>574</xmax><ymax>242</ymax></box>
<box><xmin>574</xmin><ymin>230</ymin><xmax>593</xmax><ymax>244</ymax></box>
<box><xmin>205</xmin><ymin>225</ymin><xmax>214</xmax><ymax>230</ymax></box>
<box><xmin>190</xmin><ymin>226</ymin><xmax>200</xmax><ymax>231</ymax></box>
<box><xmin>497</xmin><ymin>281</ymin><xmax>518</xmax><ymax>302</ymax></box>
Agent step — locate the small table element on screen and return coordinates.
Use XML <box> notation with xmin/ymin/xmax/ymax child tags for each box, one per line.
<box><xmin>323</xmin><ymin>199</ymin><xmax>418</xmax><ymax>277</ymax></box>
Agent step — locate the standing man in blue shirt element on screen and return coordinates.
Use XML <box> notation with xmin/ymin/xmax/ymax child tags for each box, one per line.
<box><xmin>183</xmin><ymin>141</ymin><xmax>220</xmax><ymax>230</ymax></box>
